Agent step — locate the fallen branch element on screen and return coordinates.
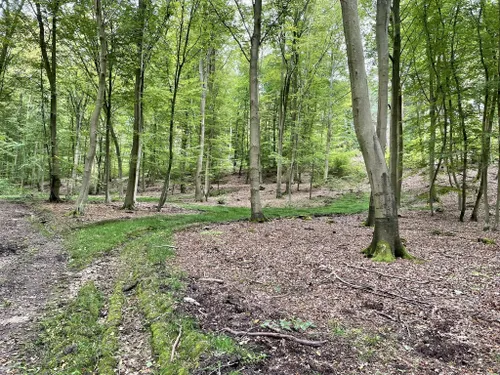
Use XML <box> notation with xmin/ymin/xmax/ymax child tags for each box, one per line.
<box><xmin>198</xmin><ymin>277</ymin><xmax>224</xmax><ymax>283</ymax></box>
<box><xmin>223</xmin><ymin>328</ymin><xmax>327</xmax><ymax>347</ymax></box>
<box><xmin>170</xmin><ymin>324</ymin><xmax>183</xmax><ymax>362</ymax></box>
<box><xmin>153</xmin><ymin>244</ymin><xmax>176</xmax><ymax>248</ymax></box>
<box><xmin>329</xmin><ymin>270</ymin><xmax>430</xmax><ymax>306</ymax></box>
<box><xmin>340</xmin><ymin>262</ymin><xmax>436</xmax><ymax>284</ymax></box>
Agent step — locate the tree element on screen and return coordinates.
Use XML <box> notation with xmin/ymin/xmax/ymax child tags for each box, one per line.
<box><xmin>34</xmin><ymin>0</ymin><xmax>61</xmax><ymax>202</ymax></box>
<box><xmin>340</xmin><ymin>0</ymin><xmax>410</xmax><ymax>261</ymax></box>
<box><xmin>74</xmin><ymin>0</ymin><xmax>107</xmax><ymax>215</ymax></box>
<box><xmin>366</xmin><ymin>0</ymin><xmax>390</xmax><ymax>226</ymax></box>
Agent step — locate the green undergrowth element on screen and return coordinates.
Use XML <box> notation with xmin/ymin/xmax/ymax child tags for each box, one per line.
<box><xmin>67</xmin><ymin>192</ymin><xmax>368</xmax><ymax>269</ymax></box>
<box><xmin>34</xmin><ymin>282</ymin><xmax>104</xmax><ymax>374</ymax></box>
<box><xmin>45</xmin><ymin>193</ymin><xmax>367</xmax><ymax>374</ymax></box>
<box><xmin>98</xmin><ymin>281</ymin><xmax>124</xmax><ymax>375</ymax></box>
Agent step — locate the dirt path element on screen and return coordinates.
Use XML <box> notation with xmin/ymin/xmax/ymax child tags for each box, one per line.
<box><xmin>0</xmin><ymin>201</ymin><xmax>68</xmax><ymax>374</ymax></box>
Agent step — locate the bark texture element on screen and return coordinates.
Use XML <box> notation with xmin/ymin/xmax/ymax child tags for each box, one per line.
<box><xmin>340</xmin><ymin>0</ymin><xmax>409</xmax><ymax>261</ymax></box>
<box><xmin>249</xmin><ymin>0</ymin><xmax>265</xmax><ymax>221</ymax></box>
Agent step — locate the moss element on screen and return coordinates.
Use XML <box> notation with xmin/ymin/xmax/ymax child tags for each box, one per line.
<box><xmin>35</xmin><ymin>282</ymin><xmax>104</xmax><ymax>374</ymax></box>
<box><xmin>98</xmin><ymin>282</ymin><xmax>124</xmax><ymax>375</ymax></box>
<box><xmin>370</xmin><ymin>241</ymin><xmax>396</xmax><ymax>263</ymax></box>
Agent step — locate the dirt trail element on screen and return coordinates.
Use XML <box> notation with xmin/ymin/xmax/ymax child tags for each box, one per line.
<box><xmin>0</xmin><ymin>201</ymin><xmax>68</xmax><ymax>373</ymax></box>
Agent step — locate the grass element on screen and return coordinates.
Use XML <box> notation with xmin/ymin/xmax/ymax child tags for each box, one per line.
<box><xmin>34</xmin><ymin>192</ymin><xmax>368</xmax><ymax>374</ymax></box>
<box><xmin>34</xmin><ymin>282</ymin><xmax>104</xmax><ymax>375</ymax></box>
<box><xmin>67</xmin><ymin>192</ymin><xmax>368</xmax><ymax>269</ymax></box>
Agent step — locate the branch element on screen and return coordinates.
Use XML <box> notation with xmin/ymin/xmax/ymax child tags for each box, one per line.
<box><xmin>170</xmin><ymin>324</ymin><xmax>183</xmax><ymax>362</ymax></box>
<box><xmin>340</xmin><ymin>262</ymin><xmax>437</xmax><ymax>284</ymax></box>
<box><xmin>223</xmin><ymin>328</ymin><xmax>327</xmax><ymax>347</ymax></box>
<box><xmin>328</xmin><ymin>270</ymin><xmax>430</xmax><ymax>306</ymax></box>
<box><xmin>208</xmin><ymin>0</ymin><xmax>249</xmax><ymax>62</ymax></box>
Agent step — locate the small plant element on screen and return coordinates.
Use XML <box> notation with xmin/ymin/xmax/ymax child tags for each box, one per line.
<box><xmin>478</xmin><ymin>237</ymin><xmax>496</xmax><ymax>245</ymax></box>
<box><xmin>261</xmin><ymin>318</ymin><xmax>316</xmax><ymax>332</ymax></box>
<box><xmin>217</xmin><ymin>197</ymin><xmax>226</xmax><ymax>205</ymax></box>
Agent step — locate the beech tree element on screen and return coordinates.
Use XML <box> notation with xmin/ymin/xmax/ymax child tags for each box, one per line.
<box><xmin>340</xmin><ymin>0</ymin><xmax>410</xmax><ymax>260</ymax></box>
<box><xmin>74</xmin><ymin>0</ymin><xmax>107</xmax><ymax>215</ymax></box>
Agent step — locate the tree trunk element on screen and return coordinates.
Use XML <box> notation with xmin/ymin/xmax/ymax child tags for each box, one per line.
<box><xmin>123</xmin><ymin>0</ymin><xmax>146</xmax><ymax>210</ymax></box>
<box><xmin>249</xmin><ymin>0</ymin><xmax>265</xmax><ymax>221</ymax></box>
<box><xmin>367</xmin><ymin>0</ymin><xmax>390</xmax><ymax>226</ymax></box>
<box><xmin>74</xmin><ymin>0</ymin><xmax>107</xmax><ymax>215</ymax></box>
<box><xmin>495</xmin><ymin>0</ymin><xmax>500</xmax><ymax>231</ymax></box>
<box><xmin>340</xmin><ymin>0</ymin><xmax>410</xmax><ymax>261</ymax></box>
<box><xmin>389</xmin><ymin>0</ymin><xmax>401</xmax><ymax>210</ymax></box>
<box><xmin>195</xmin><ymin>55</ymin><xmax>208</xmax><ymax>201</ymax></box>
<box><xmin>35</xmin><ymin>0</ymin><xmax>61</xmax><ymax>202</ymax></box>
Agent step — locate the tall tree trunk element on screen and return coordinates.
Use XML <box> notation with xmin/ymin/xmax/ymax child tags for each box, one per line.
<box><xmin>35</xmin><ymin>0</ymin><xmax>61</xmax><ymax>202</ymax></box>
<box><xmin>195</xmin><ymin>55</ymin><xmax>208</xmax><ymax>201</ymax></box>
<box><xmin>158</xmin><ymin>0</ymin><xmax>197</xmax><ymax>211</ymax></box>
<box><xmin>74</xmin><ymin>0</ymin><xmax>107</xmax><ymax>215</ymax></box>
<box><xmin>471</xmin><ymin>1</ymin><xmax>493</xmax><ymax>223</ymax></box>
<box><xmin>123</xmin><ymin>0</ymin><xmax>146</xmax><ymax>210</ymax></box>
<box><xmin>104</xmin><ymin>47</ymin><xmax>114</xmax><ymax>203</ymax></box>
<box><xmin>495</xmin><ymin>0</ymin><xmax>500</xmax><ymax>231</ymax></box>
<box><xmin>249</xmin><ymin>0</ymin><xmax>265</xmax><ymax>221</ymax></box>
<box><xmin>389</xmin><ymin>0</ymin><xmax>402</xmax><ymax>210</ymax></box>
<box><xmin>340</xmin><ymin>0</ymin><xmax>410</xmax><ymax>261</ymax></box>
<box><xmin>367</xmin><ymin>0</ymin><xmax>390</xmax><ymax>226</ymax></box>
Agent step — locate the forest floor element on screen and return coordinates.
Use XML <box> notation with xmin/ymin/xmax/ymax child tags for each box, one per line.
<box><xmin>0</xmin><ymin>172</ymin><xmax>499</xmax><ymax>374</ymax></box>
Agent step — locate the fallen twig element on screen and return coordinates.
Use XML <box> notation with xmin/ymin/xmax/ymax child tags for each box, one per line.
<box><xmin>170</xmin><ymin>324</ymin><xmax>183</xmax><ymax>362</ymax></box>
<box><xmin>122</xmin><ymin>280</ymin><xmax>138</xmax><ymax>292</ymax></box>
<box><xmin>198</xmin><ymin>277</ymin><xmax>224</xmax><ymax>283</ymax></box>
<box><xmin>153</xmin><ymin>244</ymin><xmax>176</xmax><ymax>248</ymax></box>
<box><xmin>223</xmin><ymin>328</ymin><xmax>327</xmax><ymax>347</ymax></box>
<box><xmin>341</xmin><ymin>262</ymin><xmax>437</xmax><ymax>284</ymax></box>
<box><xmin>329</xmin><ymin>270</ymin><xmax>430</xmax><ymax>306</ymax></box>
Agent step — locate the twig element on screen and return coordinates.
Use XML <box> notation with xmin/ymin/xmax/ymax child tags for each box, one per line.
<box><xmin>223</xmin><ymin>328</ymin><xmax>327</xmax><ymax>347</ymax></box>
<box><xmin>198</xmin><ymin>278</ymin><xmax>224</xmax><ymax>283</ymax></box>
<box><xmin>375</xmin><ymin>311</ymin><xmax>397</xmax><ymax>321</ymax></box>
<box><xmin>341</xmin><ymin>262</ymin><xmax>436</xmax><ymax>284</ymax></box>
<box><xmin>153</xmin><ymin>245</ymin><xmax>176</xmax><ymax>248</ymax></box>
<box><xmin>329</xmin><ymin>270</ymin><xmax>430</xmax><ymax>306</ymax></box>
<box><xmin>170</xmin><ymin>324</ymin><xmax>183</xmax><ymax>362</ymax></box>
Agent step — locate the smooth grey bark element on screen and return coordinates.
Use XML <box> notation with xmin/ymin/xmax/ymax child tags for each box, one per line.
<box><xmin>74</xmin><ymin>0</ymin><xmax>107</xmax><ymax>215</ymax></box>
<box><xmin>340</xmin><ymin>0</ymin><xmax>408</xmax><ymax>260</ymax></box>
<box><xmin>195</xmin><ymin>55</ymin><xmax>208</xmax><ymax>201</ymax></box>
<box><xmin>123</xmin><ymin>0</ymin><xmax>146</xmax><ymax>210</ymax></box>
<box><xmin>35</xmin><ymin>0</ymin><xmax>61</xmax><ymax>202</ymax></box>
<box><xmin>367</xmin><ymin>0</ymin><xmax>391</xmax><ymax>226</ymax></box>
<box><xmin>249</xmin><ymin>0</ymin><xmax>265</xmax><ymax>221</ymax></box>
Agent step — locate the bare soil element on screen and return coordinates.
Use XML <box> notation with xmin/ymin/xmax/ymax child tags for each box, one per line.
<box><xmin>0</xmin><ymin>202</ymin><xmax>68</xmax><ymax>374</ymax></box>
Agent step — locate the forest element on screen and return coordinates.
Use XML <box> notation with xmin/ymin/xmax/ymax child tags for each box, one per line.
<box><xmin>0</xmin><ymin>0</ymin><xmax>499</xmax><ymax>374</ymax></box>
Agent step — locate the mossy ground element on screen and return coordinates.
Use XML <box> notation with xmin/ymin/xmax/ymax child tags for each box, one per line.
<box><xmin>29</xmin><ymin>193</ymin><xmax>369</xmax><ymax>374</ymax></box>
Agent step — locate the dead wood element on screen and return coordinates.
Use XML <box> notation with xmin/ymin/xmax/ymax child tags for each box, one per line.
<box><xmin>170</xmin><ymin>324</ymin><xmax>182</xmax><ymax>362</ymax></box>
<box><xmin>340</xmin><ymin>262</ymin><xmax>436</xmax><ymax>284</ymax></box>
<box><xmin>329</xmin><ymin>270</ymin><xmax>430</xmax><ymax>306</ymax></box>
<box><xmin>198</xmin><ymin>277</ymin><xmax>224</xmax><ymax>283</ymax></box>
<box><xmin>223</xmin><ymin>328</ymin><xmax>327</xmax><ymax>347</ymax></box>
